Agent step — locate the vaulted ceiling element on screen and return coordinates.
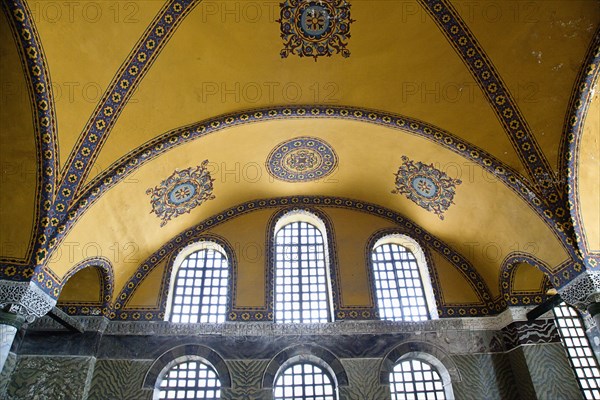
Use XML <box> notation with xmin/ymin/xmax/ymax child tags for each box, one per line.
<box><xmin>1</xmin><ymin>0</ymin><xmax>599</xmax><ymax>318</ymax></box>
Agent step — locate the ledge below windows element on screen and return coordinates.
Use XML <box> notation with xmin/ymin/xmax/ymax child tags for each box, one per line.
<box><xmin>26</xmin><ymin>306</ymin><xmax>548</xmax><ymax>336</ymax></box>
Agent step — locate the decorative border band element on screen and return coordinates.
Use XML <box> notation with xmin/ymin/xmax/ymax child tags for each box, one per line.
<box><xmin>418</xmin><ymin>0</ymin><xmax>557</xmax><ymax>194</ymax></box>
<box><xmin>31</xmin><ymin>106</ymin><xmax>578</xmax><ymax>286</ymax></box>
<box><xmin>57</xmin><ymin>257</ymin><xmax>114</xmax><ymax>317</ymax></box>
<box><xmin>563</xmin><ymin>29</ymin><xmax>600</xmax><ymax>257</ymax></box>
<box><xmin>113</xmin><ymin>197</ymin><xmax>498</xmax><ymax>321</ymax></box>
<box><xmin>44</xmin><ymin>0</ymin><xmax>200</xmax><ymax>266</ymax></box>
<box><xmin>499</xmin><ymin>252</ymin><xmax>553</xmax><ymax>308</ymax></box>
<box><xmin>1</xmin><ymin>0</ymin><xmax>59</xmax><ymax>266</ymax></box>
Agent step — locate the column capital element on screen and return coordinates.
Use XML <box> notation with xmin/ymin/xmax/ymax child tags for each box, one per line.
<box><xmin>0</xmin><ymin>280</ymin><xmax>56</xmax><ymax>322</ymax></box>
<box><xmin>558</xmin><ymin>270</ymin><xmax>600</xmax><ymax>310</ymax></box>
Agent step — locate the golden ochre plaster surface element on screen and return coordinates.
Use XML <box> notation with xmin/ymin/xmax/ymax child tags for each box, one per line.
<box><xmin>429</xmin><ymin>250</ymin><xmax>480</xmax><ymax>304</ymax></box>
<box><xmin>578</xmin><ymin>91</ymin><xmax>600</xmax><ymax>251</ymax></box>
<box><xmin>2</xmin><ymin>0</ymin><xmax>598</xmax><ymax>312</ymax></box>
<box><xmin>113</xmin><ymin>206</ymin><xmax>494</xmax><ymax>310</ymax></box>
<box><xmin>323</xmin><ymin>208</ymin><xmax>391</xmax><ymax>307</ymax></box>
<box><xmin>28</xmin><ymin>0</ymin><xmax>165</xmax><ymax>168</ymax></box>
<box><xmin>126</xmin><ymin>258</ymin><xmax>168</xmax><ymax>308</ymax></box>
<box><xmin>58</xmin><ymin>267</ymin><xmax>102</xmax><ymax>303</ymax></box>
<box><xmin>90</xmin><ymin>0</ymin><xmax>520</xmax><ymax>183</ymax></box>
<box><xmin>512</xmin><ymin>262</ymin><xmax>547</xmax><ymax>293</ymax></box>
<box><xmin>49</xmin><ymin>118</ymin><xmax>569</xmax><ymax>302</ymax></box>
<box><xmin>452</xmin><ymin>0</ymin><xmax>600</xmax><ymax>171</ymax></box>
<box><xmin>0</xmin><ymin>9</ymin><xmax>38</xmax><ymax>262</ymax></box>
<box><xmin>207</xmin><ymin>209</ymin><xmax>273</xmax><ymax>308</ymax></box>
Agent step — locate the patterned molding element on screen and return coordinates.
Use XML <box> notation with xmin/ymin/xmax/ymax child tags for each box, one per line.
<box><xmin>16</xmin><ymin>105</ymin><xmax>578</xmax><ymax>289</ymax></box>
<box><xmin>114</xmin><ymin>197</ymin><xmax>497</xmax><ymax>321</ymax></box>
<box><xmin>266</xmin><ymin>137</ymin><xmax>338</xmax><ymax>182</ymax></box>
<box><xmin>558</xmin><ymin>28</ymin><xmax>600</xmax><ymax>185</ymax></box>
<box><xmin>502</xmin><ymin>320</ymin><xmax>560</xmax><ymax>350</ymax></box>
<box><xmin>146</xmin><ymin>160</ymin><xmax>216</xmax><ymax>227</ymax></box>
<box><xmin>559</xmin><ymin>270</ymin><xmax>600</xmax><ymax>309</ymax></box>
<box><xmin>57</xmin><ymin>257</ymin><xmax>114</xmax><ymax>317</ymax></box>
<box><xmin>418</xmin><ymin>0</ymin><xmax>580</xmax><ymax>268</ymax></box>
<box><xmin>563</xmin><ymin>29</ymin><xmax>600</xmax><ymax>256</ymax></box>
<box><xmin>73</xmin><ymin>106</ymin><xmax>541</xmax><ymax>232</ymax></box>
<box><xmin>27</xmin><ymin>316</ymin><xmax>524</xmax><ymax>336</ymax></box>
<box><xmin>39</xmin><ymin>0</ymin><xmax>200</xmax><ymax>267</ymax></box>
<box><xmin>0</xmin><ymin>280</ymin><xmax>56</xmax><ymax>321</ymax></box>
<box><xmin>499</xmin><ymin>253</ymin><xmax>553</xmax><ymax>308</ymax></box>
<box><xmin>392</xmin><ymin>156</ymin><xmax>461</xmax><ymax>220</ymax></box>
<box><xmin>1</xmin><ymin>0</ymin><xmax>59</xmax><ymax>266</ymax></box>
<box><xmin>418</xmin><ymin>0</ymin><xmax>557</xmax><ymax>195</ymax></box>
<box><xmin>277</xmin><ymin>0</ymin><xmax>355</xmax><ymax>60</ymax></box>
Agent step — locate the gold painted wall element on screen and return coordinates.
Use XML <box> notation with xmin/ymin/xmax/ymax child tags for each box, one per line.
<box><xmin>430</xmin><ymin>250</ymin><xmax>480</xmax><ymax>304</ymax></box>
<box><xmin>577</xmin><ymin>92</ymin><xmax>600</xmax><ymax>252</ymax></box>
<box><xmin>121</xmin><ymin>206</ymin><xmax>493</xmax><ymax>311</ymax></box>
<box><xmin>58</xmin><ymin>267</ymin><xmax>102</xmax><ymax>303</ymax></box>
<box><xmin>126</xmin><ymin>258</ymin><xmax>168</xmax><ymax>308</ymax></box>
<box><xmin>513</xmin><ymin>262</ymin><xmax>547</xmax><ymax>293</ymax></box>
<box><xmin>0</xmin><ymin>9</ymin><xmax>38</xmax><ymax>262</ymax></box>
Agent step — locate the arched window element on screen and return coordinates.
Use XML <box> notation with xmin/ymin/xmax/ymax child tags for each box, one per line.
<box><xmin>273</xmin><ymin>211</ymin><xmax>333</xmax><ymax>323</ymax></box>
<box><xmin>167</xmin><ymin>241</ymin><xmax>229</xmax><ymax>323</ymax></box>
<box><xmin>371</xmin><ymin>234</ymin><xmax>437</xmax><ymax>321</ymax></box>
<box><xmin>553</xmin><ymin>303</ymin><xmax>600</xmax><ymax>399</ymax></box>
<box><xmin>390</xmin><ymin>358</ymin><xmax>446</xmax><ymax>400</ymax></box>
<box><xmin>156</xmin><ymin>358</ymin><xmax>221</xmax><ymax>400</ymax></box>
<box><xmin>274</xmin><ymin>363</ymin><xmax>337</xmax><ymax>400</ymax></box>
<box><xmin>145</xmin><ymin>345</ymin><xmax>231</xmax><ymax>400</ymax></box>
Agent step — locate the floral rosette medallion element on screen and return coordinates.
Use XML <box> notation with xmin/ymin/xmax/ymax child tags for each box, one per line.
<box><xmin>146</xmin><ymin>160</ymin><xmax>215</xmax><ymax>226</ymax></box>
<box><xmin>267</xmin><ymin>137</ymin><xmax>338</xmax><ymax>182</ymax></box>
<box><xmin>277</xmin><ymin>0</ymin><xmax>355</xmax><ymax>60</ymax></box>
<box><xmin>392</xmin><ymin>156</ymin><xmax>462</xmax><ymax>220</ymax></box>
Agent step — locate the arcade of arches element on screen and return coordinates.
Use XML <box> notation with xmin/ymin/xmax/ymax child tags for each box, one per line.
<box><xmin>0</xmin><ymin>0</ymin><xmax>599</xmax><ymax>399</ymax></box>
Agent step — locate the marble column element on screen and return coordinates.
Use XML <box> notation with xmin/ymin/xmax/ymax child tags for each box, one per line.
<box><xmin>0</xmin><ymin>310</ymin><xmax>25</xmax><ymax>373</ymax></box>
<box><xmin>0</xmin><ymin>279</ymin><xmax>56</xmax><ymax>374</ymax></box>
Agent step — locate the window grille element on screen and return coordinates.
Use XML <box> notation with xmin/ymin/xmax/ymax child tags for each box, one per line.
<box><xmin>274</xmin><ymin>221</ymin><xmax>332</xmax><ymax>323</ymax></box>
<box><xmin>372</xmin><ymin>243</ymin><xmax>429</xmax><ymax>321</ymax></box>
<box><xmin>170</xmin><ymin>248</ymin><xmax>228</xmax><ymax>323</ymax></box>
<box><xmin>274</xmin><ymin>363</ymin><xmax>336</xmax><ymax>400</ymax></box>
<box><xmin>553</xmin><ymin>303</ymin><xmax>600</xmax><ymax>400</ymax></box>
<box><xmin>158</xmin><ymin>360</ymin><xmax>221</xmax><ymax>399</ymax></box>
<box><xmin>390</xmin><ymin>359</ymin><xmax>445</xmax><ymax>400</ymax></box>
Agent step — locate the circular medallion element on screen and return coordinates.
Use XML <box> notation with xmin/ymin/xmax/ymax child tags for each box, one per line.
<box><xmin>167</xmin><ymin>182</ymin><xmax>198</xmax><ymax>205</ymax></box>
<box><xmin>295</xmin><ymin>2</ymin><xmax>334</xmax><ymax>41</ymax></box>
<box><xmin>267</xmin><ymin>137</ymin><xmax>338</xmax><ymax>182</ymax></box>
<box><xmin>411</xmin><ymin>176</ymin><xmax>439</xmax><ymax>199</ymax></box>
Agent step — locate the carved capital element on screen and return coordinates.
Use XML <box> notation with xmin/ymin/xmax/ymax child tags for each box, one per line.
<box><xmin>558</xmin><ymin>270</ymin><xmax>600</xmax><ymax>310</ymax></box>
<box><xmin>0</xmin><ymin>280</ymin><xmax>56</xmax><ymax>322</ymax></box>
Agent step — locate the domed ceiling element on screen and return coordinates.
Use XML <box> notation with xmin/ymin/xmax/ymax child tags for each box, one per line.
<box><xmin>1</xmin><ymin>0</ymin><xmax>598</xmax><ymax>319</ymax></box>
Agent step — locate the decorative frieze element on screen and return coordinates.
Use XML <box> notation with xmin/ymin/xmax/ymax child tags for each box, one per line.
<box><xmin>0</xmin><ymin>280</ymin><xmax>56</xmax><ymax>322</ymax></box>
<box><xmin>558</xmin><ymin>270</ymin><xmax>600</xmax><ymax>310</ymax></box>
